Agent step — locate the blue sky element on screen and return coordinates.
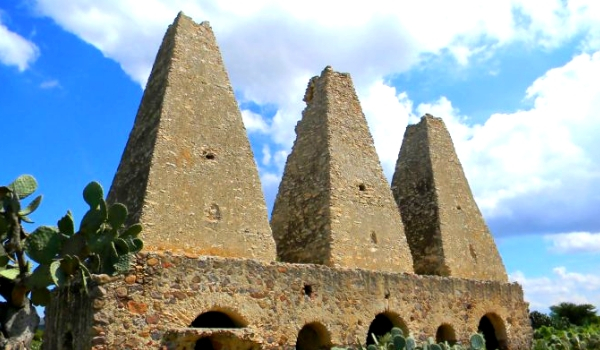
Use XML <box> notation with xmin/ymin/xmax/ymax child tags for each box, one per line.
<box><xmin>2</xmin><ymin>1</ymin><xmax>600</xmax><ymax>313</ymax></box>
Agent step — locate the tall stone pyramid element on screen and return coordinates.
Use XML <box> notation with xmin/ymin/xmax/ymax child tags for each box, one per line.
<box><xmin>270</xmin><ymin>67</ymin><xmax>414</xmax><ymax>273</ymax></box>
<box><xmin>107</xmin><ymin>13</ymin><xmax>276</xmax><ymax>261</ymax></box>
<box><xmin>391</xmin><ymin>115</ymin><xmax>507</xmax><ymax>281</ymax></box>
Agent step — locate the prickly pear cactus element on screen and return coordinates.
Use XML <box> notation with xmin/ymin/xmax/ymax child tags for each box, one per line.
<box><xmin>0</xmin><ymin>176</ymin><xmax>143</xmax><ymax>308</ymax></box>
<box><xmin>392</xmin><ymin>334</ymin><xmax>406</xmax><ymax>350</ymax></box>
<box><xmin>405</xmin><ymin>336</ymin><xmax>416</xmax><ymax>350</ymax></box>
<box><xmin>469</xmin><ymin>333</ymin><xmax>486</xmax><ymax>350</ymax></box>
<box><xmin>0</xmin><ymin>175</ymin><xmax>143</xmax><ymax>348</ymax></box>
<box><xmin>23</xmin><ymin>181</ymin><xmax>143</xmax><ymax>299</ymax></box>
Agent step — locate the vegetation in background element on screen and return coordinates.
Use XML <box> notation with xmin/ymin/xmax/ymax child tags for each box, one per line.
<box><xmin>530</xmin><ymin>304</ymin><xmax>600</xmax><ymax>350</ymax></box>
<box><xmin>549</xmin><ymin>303</ymin><xmax>598</xmax><ymax>327</ymax></box>
<box><xmin>0</xmin><ymin>175</ymin><xmax>142</xmax><ymax>348</ymax></box>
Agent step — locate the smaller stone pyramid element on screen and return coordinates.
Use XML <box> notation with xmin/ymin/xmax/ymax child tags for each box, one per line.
<box><xmin>107</xmin><ymin>13</ymin><xmax>276</xmax><ymax>261</ymax></box>
<box><xmin>271</xmin><ymin>66</ymin><xmax>414</xmax><ymax>273</ymax></box>
<box><xmin>391</xmin><ymin>114</ymin><xmax>507</xmax><ymax>281</ymax></box>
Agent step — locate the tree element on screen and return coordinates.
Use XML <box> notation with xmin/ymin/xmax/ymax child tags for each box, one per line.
<box><xmin>549</xmin><ymin>302</ymin><xmax>598</xmax><ymax>327</ymax></box>
<box><xmin>530</xmin><ymin>311</ymin><xmax>553</xmax><ymax>329</ymax></box>
<box><xmin>0</xmin><ymin>175</ymin><xmax>143</xmax><ymax>348</ymax></box>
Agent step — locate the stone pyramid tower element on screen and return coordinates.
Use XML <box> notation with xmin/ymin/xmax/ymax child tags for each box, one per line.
<box><xmin>270</xmin><ymin>67</ymin><xmax>414</xmax><ymax>273</ymax></box>
<box><xmin>107</xmin><ymin>13</ymin><xmax>276</xmax><ymax>261</ymax></box>
<box><xmin>391</xmin><ymin>115</ymin><xmax>507</xmax><ymax>281</ymax></box>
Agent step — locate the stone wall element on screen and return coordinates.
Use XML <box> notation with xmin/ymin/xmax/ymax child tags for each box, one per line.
<box><xmin>46</xmin><ymin>253</ymin><xmax>532</xmax><ymax>349</ymax></box>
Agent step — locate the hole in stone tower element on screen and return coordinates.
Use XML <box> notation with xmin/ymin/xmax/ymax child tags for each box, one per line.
<box><xmin>207</xmin><ymin>203</ymin><xmax>221</xmax><ymax>222</ymax></box>
<box><xmin>456</xmin><ymin>205</ymin><xmax>462</xmax><ymax>210</ymax></box>
<box><xmin>205</xmin><ymin>152</ymin><xmax>215</xmax><ymax>160</ymax></box>
<box><xmin>478</xmin><ymin>313</ymin><xmax>508</xmax><ymax>350</ymax></box>
<box><xmin>63</xmin><ymin>331</ymin><xmax>74</xmax><ymax>350</ymax></box>
<box><xmin>303</xmin><ymin>284</ymin><xmax>313</xmax><ymax>297</ymax></box>
<box><xmin>469</xmin><ymin>244</ymin><xmax>477</xmax><ymax>261</ymax></box>
<box><xmin>435</xmin><ymin>323</ymin><xmax>457</xmax><ymax>345</ymax></box>
<box><xmin>296</xmin><ymin>322</ymin><xmax>331</xmax><ymax>350</ymax></box>
<box><xmin>358</xmin><ymin>183</ymin><xmax>366</xmax><ymax>191</ymax></box>
<box><xmin>370</xmin><ymin>231</ymin><xmax>378</xmax><ymax>244</ymax></box>
<box><xmin>190</xmin><ymin>309</ymin><xmax>247</xmax><ymax>328</ymax></box>
<box><xmin>366</xmin><ymin>312</ymin><xmax>409</xmax><ymax>345</ymax></box>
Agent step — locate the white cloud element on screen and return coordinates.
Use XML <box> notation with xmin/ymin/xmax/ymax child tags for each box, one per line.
<box><xmin>31</xmin><ymin>0</ymin><xmax>600</xmax><ymax>156</ymax></box>
<box><xmin>259</xmin><ymin>170</ymin><xmax>281</xmax><ymax>214</ymax></box>
<box><xmin>261</xmin><ymin>144</ymin><xmax>271</xmax><ymax>167</ymax></box>
<box><xmin>30</xmin><ymin>0</ymin><xmax>600</xmax><ymax>236</ymax></box>
<box><xmin>510</xmin><ymin>267</ymin><xmax>600</xmax><ymax>312</ymax></box>
<box><xmin>39</xmin><ymin>79</ymin><xmax>61</xmax><ymax>89</ymax></box>
<box><xmin>241</xmin><ymin>109</ymin><xmax>269</xmax><ymax>134</ymax></box>
<box><xmin>408</xmin><ymin>52</ymin><xmax>600</xmax><ymax>235</ymax></box>
<box><xmin>361</xmin><ymin>82</ymin><xmax>417</xmax><ymax>177</ymax></box>
<box><xmin>0</xmin><ymin>19</ymin><xmax>39</xmax><ymax>71</ymax></box>
<box><xmin>545</xmin><ymin>232</ymin><xmax>600</xmax><ymax>254</ymax></box>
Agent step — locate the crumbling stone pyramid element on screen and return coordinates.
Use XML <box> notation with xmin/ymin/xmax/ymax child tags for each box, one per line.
<box><xmin>107</xmin><ymin>12</ymin><xmax>276</xmax><ymax>261</ymax></box>
<box><xmin>271</xmin><ymin>67</ymin><xmax>414</xmax><ymax>273</ymax></box>
<box><xmin>391</xmin><ymin>114</ymin><xmax>508</xmax><ymax>282</ymax></box>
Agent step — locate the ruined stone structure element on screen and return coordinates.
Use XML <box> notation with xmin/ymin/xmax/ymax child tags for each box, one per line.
<box><xmin>106</xmin><ymin>13</ymin><xmax>276</xmax><ymax>261</ymax></box>
<box><xmin>391</xmin><ymin>116</ymin><xmax>508</xmax><ymax>282</ymax></box>
<box><xmin>271</xmin><ymin>67</ymin><xmax>413</xmax><ymax>273</ymax></box>
<box><xmin>44</xmin><ymin>12</ymin><xmax>532</xmax><ymax>350</ymax></box>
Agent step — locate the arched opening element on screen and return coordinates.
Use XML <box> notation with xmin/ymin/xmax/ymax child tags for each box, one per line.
<box><xmin>478</xmin><ymin>313</ymin><xmax>508</xmax><ymax>350</ymax></box>
<box><xmin>296</xmin><ymin>322</ymin><xmax>331</xmax><ymax>350</ymax></box>
<box><xmin>191</xmin><ymin>309</ymin><xmax>247</xmax><ymax>349</ymax></box>
<box><xmin>435</xmin><ymin>323</ymin><xmax>457</xmax><ymax>345</ymax></box>
<box><xmin>195</xmin><ymin>337</ymin><xmax>214</xmax><ymax>350</ymax></box>
<box><xmin>366</xmin><ymin>312</ymin><xmax>409</xmax><ymax>345</ymax></box>
<box><xmin>190</xmin><ymin>308</ymin><xmax>247</xmax><ymax>328</ymax></box>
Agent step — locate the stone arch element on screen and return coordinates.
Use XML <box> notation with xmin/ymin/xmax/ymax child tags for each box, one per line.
<box><xmin>296</xmin><ymin>322</ymin><xmax>332</xmax><ymax>350</ymax></box>
<box><xmin>190</xmin><ymin>307</ymin><xmax>248</xmax><ymax>328</ymax></box>
<box><xmin>478</xmin><ymin>312</ymin><xmax>508</xmax><ymax>350</ymax></box>
<box><xmin>366</xmin><ymin>311</ymin><xmax>409</xmax><ymax>345</ymax></box>
<box><xmin>435</xmin><ymin>323</ymin><xmax>457</xmax><ymax>345</ymax></box>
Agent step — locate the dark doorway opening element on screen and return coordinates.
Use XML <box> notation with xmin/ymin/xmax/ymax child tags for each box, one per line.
<box><xmin>191</xmin><ymin>310</ymin><xmax>247</xmax><ymax>350</ymax></box>
<box><xmin>63</xmin><ymin>331</ymin><xmax>74</xmax><ymax>350</ymax></box>
<box><xmin>478</xmin><ymin>313</ymin><xmax>508</xmax><ymax>350</ymax></box>
<box><xmin>191</xmin><ymin>310</ymin><xmax>245</xmax><ymax>328</ymax></box>
<box><xmin>296</xmin><ymin>322</ymin><xmax>331</xmax><ymax>350</ymax></box>
<box><xmin>195</xmin><ymin>337</ymin><xmax>214</xmax><ymax>350</ymax></box>
<box><xmin>366</xmin><ymin>312</ymin><xmax>408</xmax><ymax>345</ymax></box>
<box><xmin>435</xmin><ymin>324</ymin><xmax>457</xmax><ymax>345</ymax></box>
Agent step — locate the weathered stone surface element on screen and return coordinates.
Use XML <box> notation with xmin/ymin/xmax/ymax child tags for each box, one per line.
<box><xmin>271</xmin><ymin>67</ymin><xmax>414</xmax><ymax>273</ymax></box>
<box><xmin>106</xmin><ymin>12</ymin><xmax>276</xmax><ymax>261</ymax></box>
<box><xmin>43</xmin><ymin>12</ymin><xmax>531</xmax><ymax>350</ymax></box>
<box><xmin>391</xmin><ymin>115</ymin><xmax>508</xmax><ymax>282</ymax></box>
<box><xmin>45</xmin><ymin>254</ymin><xmax>532</xmax><ymax>349</ymax></box>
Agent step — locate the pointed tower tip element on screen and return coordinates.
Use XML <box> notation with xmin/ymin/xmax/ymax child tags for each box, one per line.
<box><xmin>173</xmin><ymin>11</ymin><xmax>189</xmax><ymax>24</ymax></box>
<box><xmin>414</xmin><ymin>113</ymin><xmax>441</xmax><ymax>125</ymax></box>
<box><xmin>304</xmin><ymin>66</ymin><xmax>354</xmax><ymax>104</ymax></box>
<box><xmin>173</xmin><ymin>11</ymin><xmax>210</xmax><ymax>28</ymax></box>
